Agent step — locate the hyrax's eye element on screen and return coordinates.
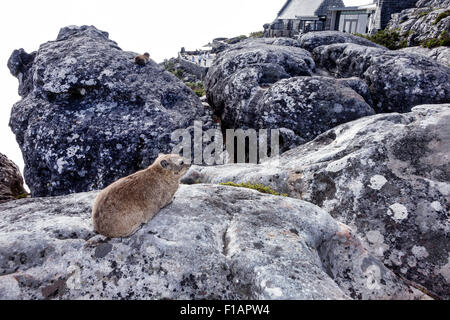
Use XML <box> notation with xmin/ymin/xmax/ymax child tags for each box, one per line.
<box><xmin>180</xmin><ymin>160</ymin><xmax>184</xmax><ymax>166</ymax></box>
<box><xmin>160</xmin><ymin>160</ymin><xmax>169</xmax><ymax>169</ymax></box>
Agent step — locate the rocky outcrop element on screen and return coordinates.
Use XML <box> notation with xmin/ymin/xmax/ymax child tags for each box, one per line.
<box><xmin>8</xmin><ymin>25</ymin><xmax>214</xmax><ymax>197</ymax></box>
<box><xmin>205</xmin><ymin>38</ymin><xmax>375</xmax><ymax>151</ymax></box>
<box><xmin>400</xmin><ymin>46</ymin><xmax>450</xmax><ymax>66</ymax></box>
<box><xmin>0</xmin><ymin>184</ymin><xmax>428</xmax><ymax>300</ymax></box>
<box><xmin>298</xmin><ymin>31</ymin><xmax>385</xmax><ymax>52</ymax></box>
<box><xmin>0</xmin><ymin>153</ymin><xmax>27</xmax><ymax>204</ymax></box>
<box><xmin>182</xmin><ymin>104</ymin><xmax>450</xmax><ymax>299</ymax></box>
<box><xmin>312</xmin><ymin>43</ymin><xmax>450</xmax><ymax>113</ymax></box>
<box><xmin>249</xmin><ymin>76</ymin><xmax>374</xmax><ymax>149</ymax></box>
<box><xmin>386</xmin><ymin>1</ymin><xmax>450</xmax><ymax>46</ymax></box>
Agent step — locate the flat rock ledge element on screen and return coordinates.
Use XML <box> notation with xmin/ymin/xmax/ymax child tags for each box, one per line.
<box><xmin>0</xmin><ymin>185</ymin><xmax>427</xmax><ymax>300</ymax></box>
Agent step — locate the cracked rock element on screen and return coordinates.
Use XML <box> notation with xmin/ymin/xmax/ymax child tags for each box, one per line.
<box><xmin>0</xmin><ymin>185</ymin><xmax>427</xmax><ymax>300</ymax></box>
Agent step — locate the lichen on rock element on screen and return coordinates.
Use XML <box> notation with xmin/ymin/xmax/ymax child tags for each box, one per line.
<box><xmin>7</xmin><ymin>25</ymin><xmax>215</xmax><ymax>197</ymax></box>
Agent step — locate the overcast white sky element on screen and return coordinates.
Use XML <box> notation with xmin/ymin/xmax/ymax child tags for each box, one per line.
<box><xmin>0</xmin><ymin>0</ymin><xmax>368</xmax><ymax>179</ymax></box>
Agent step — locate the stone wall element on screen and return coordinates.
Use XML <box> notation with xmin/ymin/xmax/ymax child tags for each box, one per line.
<box><xmin>372</xmin><ymin>0</ymin><xmax>418</xmax><ymax>32</ymax></box>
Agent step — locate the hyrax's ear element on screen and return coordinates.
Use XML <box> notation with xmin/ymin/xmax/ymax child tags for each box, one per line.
<box><xmin>158</xmin><ymin>153</ymin><xmax>164</xmax><ymax>157</ymax></box>
<box><xmin>160</xmin><ymin>159</ymin><xmax>169</xmax><ymax>169</ymax></box>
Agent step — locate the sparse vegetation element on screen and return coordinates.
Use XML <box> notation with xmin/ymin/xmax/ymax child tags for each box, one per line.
<box><xmin>417</xmin><ymin>10</ymin><xmax>432</xmax><ymax>19</ymax></box>
<box><xmin>225</xmin><ymin>35</ymin><xmax>248</xmax><ymax>44</ymax></box>
<box><xmin>163</xmin><ymin>59</ymin><xmax>176</xmax><ymax>72</ymax></box>
<box><xmin>219</xmin><ymin>182</ymin><xmax>288</xmax><ymax>197</ymax></box>
<box><xmin>173</xmin><ymin>69</ymin><xmax>184</xmax><ymax>79</ymax></box>
<box><xmin>434</xmin><ymin>9</ymin><xmax>450</xmax><ymax>25</ymax></box>
<box><xmin>163</xmin><ymin>59</ymin><xmax>184</xmax><ymax>79</ymax></box>
<box><xmin>421</xmin><ymin>30</ymin><xmax>450</xmax><ymax>48</ymax></box>
<box><xmin>185</xmin><ymin>81</ymin><xmax>205</xmax><ymax>97</ymax></box>
<box><xmin>15</xmin><ymin>193</ymin><xmax>28</xmax><ymax>200</ymax></box>
<box><xmin>249</xmin><ymin>31</ymin><xmax>264</xmax><ymax>38</ymax></box>
<box><xmin>357</xmin><ymin>29</ymin><xmax>407</xmax><ymax>50</ymax></box>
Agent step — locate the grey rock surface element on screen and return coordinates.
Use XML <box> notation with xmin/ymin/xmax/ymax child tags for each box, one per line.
<box><xmin>400</xmin><ymin>46</ymin><xmax>450</xmax><ymax>66</ymax></box>
<box><xmin>0</xmin><ymin>185</ymin><xmax>427</xmax><ymax>300</ymax></box>
<box><xmin>205</xmin><ymin>39</ymin><xmax>375</xmax><ymax>151</ymax></box>
<box><xmin>253</xmin><ymin>76</ymin><xmax>375</xmax><ymax>149</ymax></box>
<box><xmin>182</xmin><ymin>104</ymin><xmax>450</xmax><ymax>299</ymax></box>
<box><xmin>8</xmin><ymin>25</ymin><xmax>214</xmax><ymax>197</ymax></box>
<box><xmin>0</xmin><ymin>153</ymin><xmax>27</xmax><ymax>204</ymax></box>
<box><xmin>313</xmin><ymin>43</ymin><xmax>450</xmax><ymax>113</ymax></box>
<box><xmin>298</xmin><ymin>31</ymin><xmax>385</xmax><ymax>52</ymax></box>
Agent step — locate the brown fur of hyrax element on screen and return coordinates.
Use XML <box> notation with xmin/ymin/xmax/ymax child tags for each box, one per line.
<box><xmin>134</xmin><ymin>52</ymin><xmax>150</xmax><ymax>66</ymax></box>
<box><xmin>92</xmin><ymin>154</ymin><xmax>190</xmax><ymax>238</ymax></box>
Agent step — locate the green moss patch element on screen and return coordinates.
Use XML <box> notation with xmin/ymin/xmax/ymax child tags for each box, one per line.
<box><xmin>357</xmin><ymin>29</ymin><xmax>407</xmax><ymax>50</ymax></box>
<box><xmin>434</xmin><ymin>10</ymin><xmax>450</xmax><ymax>25</ymax></box>
<box><xmin>421</xmin><ymin>31</ymin><xmax>450</xmax><ymax>48</ymax></box>
<box><xmin>185</xmin><ymin>81</ymin><xmax>205</xmax><ymax>97</ymax></box>
<box><xmin>219</xmin><ymin>182</ymin><xmax>288</xmax><ymax>197</ymax></box>
<box><xmin>249</xmin><ymin>31</ymin><xmax>264</xmax><ymax>38</ymax></box>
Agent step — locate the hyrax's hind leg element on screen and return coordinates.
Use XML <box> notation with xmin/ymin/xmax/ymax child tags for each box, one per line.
<box><xmin>109</xmin><ymin>209</ymin><xmax>146</xmax><ymax>238</ymax></box>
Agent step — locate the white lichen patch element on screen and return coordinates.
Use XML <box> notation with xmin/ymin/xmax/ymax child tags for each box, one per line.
<box><xmin>430</xmin><ymin>201</ymin><xmax>443</xmax><ymax>211</ymax></box>
<box><xmin>66</xmin><ymin>145</ymin><xmax>81</xmax><ymax>158</ymax></box>
<box><xmin>389</xmin><ymin>249</ymin><xmax>405</xmax><ymax>266</ymax></box>
<box><xmin>349</xmin><ymin>178</ymin><xmax>364</xmax><ymax>198</ymax></box>
<box><xmin>261</xmin><ymin>279</ymin><xmax>283</xmax><ymax>298</ymax></box>
<box><xmin>407</xmin><ymin>255</ymin><xmax>417</xmax><ymax>268</ymax></box>
<box><xmin>387</xmin><ymin>203</ymin><xmax>408</xmax><ymax>221</ymax></box>
<box><xmin>369</xmin><ymin>175</ymin><xmax>387</xmax><ymax>190</ymax></box>
<box><xmin>67</xmin><ymin>133</ymin><xmax>80</xmax><ymax>143</ymax></box>
<box><xmin>412</xmin><ymin>246</ymin><xmax>429</xmax><ymax>259</ymax></box>
<box><xmin>265</xmin><ymin>286</ymin><xmax>283</xmax><ymax>297</ymax></box>
<box><xmin>56</xmin><ymin>157</ymin><xmax>68</xmax><ymax>174</ymax></box>
<box><xmin>438</xmin><ymin>257</ymin><xmax>450</xmax><ymax>283</ymax></box>
<box><xmin>366</xmin><ymin>230</ymin><xmax>387</xmax><ymax>257</ymax></box>
<box><xmin>0</xmin><ymin>275</ymin><xmax>21</xmax><ymax>299</ymax></box>
<box><xmin>333</xmin><ymin>103</ymin><xmax>343</xmax><ymax>113</ymax></box>
<box><xmin>364</xmin><ymin>264</ymin><xmax>382</xmax><ymax>290</ymax></box>
<box><xmin>366</xmin><ymin>230</ymin><xmax>384</xmax><ymax>244</ymax></box>
<box><xmin>66</xmin><ymin>265</ymin><xmax>82</xmax><ymax>290</ymax></box>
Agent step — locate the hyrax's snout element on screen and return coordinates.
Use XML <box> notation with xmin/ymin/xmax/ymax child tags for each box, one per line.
<box><xmin>176</xmin><ymin>158</ymin><xmax>190</xmax><ymax>174</ymax></box>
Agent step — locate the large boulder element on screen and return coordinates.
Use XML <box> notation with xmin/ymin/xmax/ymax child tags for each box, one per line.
<box><xmin>212</xmin><ymin>37</ymin><xmax>303</xmax><ymax>54</ymax></box>
<box><xmin>205</xmin><ymin>39</ymin><xmax>375</xmax><ymax>151</ymax></box>
<box><xmin>8</xmin><ymin>25</ymin><xmax>214</xmax><ymax>197</ymax></box>
<box><xmin>249</xmin><ymin>76</ymin><xmax>374</xmax><ymax>149</ymax></box>
<box><xmin>0</xmin><ymin>184</ymin><xmax>427</xmax><ymax>300</ymax></box>
<box><xmin>313</xmin><ymin>43</ymin><xmax>450</xmax><ymax>113</ymax></box>
<box><xmin>0</xmin><ymin>153</ymin><xmax>27</xmax><ymax>204</ymax></box>
<box><xmin>298</xmin><ymin>31</ymin><xmax>385</xmax><ymax>52</ymax></box>
<box><xmin>182</xmin><ymin>104</ymin><xmax>450</xmax><ymax>299</ymax></box>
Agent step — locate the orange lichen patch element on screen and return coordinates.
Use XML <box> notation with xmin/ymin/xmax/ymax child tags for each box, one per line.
<box><xmin>287</xmin><ymin>171</ymin><xmax>303</xmax><ymax>199</ymax></box>
<box><xmin>278</xmin><ymin>201</ymin><xmax>294</xmax><ymax>210</ymax></box>
<box><xmin>335</xmin><ymin>223</ymin><xmax>367</xmax><ymax>252</ymax></box>
<box><xmin>280</xmin><ymin>230</ymin><xmax>299</xmax><ymax>241</ymax></box>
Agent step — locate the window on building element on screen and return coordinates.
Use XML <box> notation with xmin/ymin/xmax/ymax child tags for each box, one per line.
<box><xmin>300</xmin><ymin>20</ymin><xmax>324</xmax><ymax>32</ymax></box>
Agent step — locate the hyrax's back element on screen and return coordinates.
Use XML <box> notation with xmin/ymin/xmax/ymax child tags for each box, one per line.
<box><xmin>91</xmin><ymin>154</ymin><xmax>190</xmax><ymax>238</ymax></box>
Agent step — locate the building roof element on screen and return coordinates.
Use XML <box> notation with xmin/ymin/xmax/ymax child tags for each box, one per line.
<box><xmin>277</xmin><ymin>0</ymin><xmax>345</xmax><ymax>19</ymax></box>
<box><xmin>329</xmin><ymin>3</ymin><xmax>377</xmax><ymax>12</ymax></box>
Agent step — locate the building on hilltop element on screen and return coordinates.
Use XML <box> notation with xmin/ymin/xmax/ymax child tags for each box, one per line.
<box><xmin>264</xmin><ymin>0</ymin><xmax>419</xmax><ymax>37</ymax></box>
<box><xmin>327</xmin><ymin>2</ymin><xmax>377</xmax><ymax>34</ymax></box>
<box><xmin>264</xmin><ymin>0</ymin><xmax>345</xmax><ymax>37</ymax></box>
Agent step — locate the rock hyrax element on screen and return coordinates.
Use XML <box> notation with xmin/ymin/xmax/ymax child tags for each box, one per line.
<box><xmin>134</xmin><ymin>52</ymin><xmax>150</xmax><ymax>66</ymax></box>
<box><xmin>92</xmin><ymin>154</ymin><xmax>190</xmax><ymax>238</ymax></box>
